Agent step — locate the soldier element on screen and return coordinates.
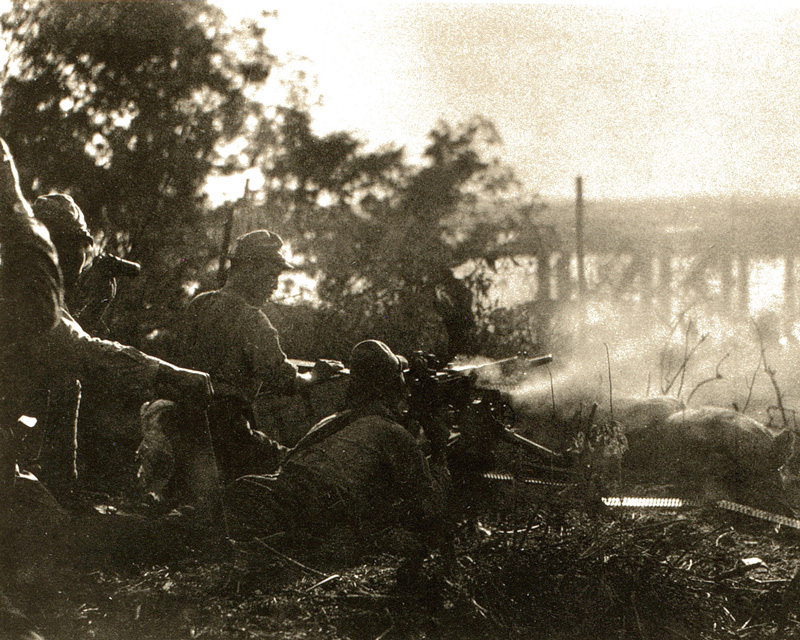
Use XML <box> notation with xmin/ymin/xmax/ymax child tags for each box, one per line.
<box><xmin>178</xmin><ymin>229</ymin><xmax>330</xmax><ymax>482</ymax></box>
<box><xmin>0</xmin><ymin>146</ymin><xmax>213</xmax><ymax>639</ymax></box>
<box><xmin>226</xmin><ymin>339</ymin><xmax>451</xmax><ymax>556</ymax></box>
<box><xmin>22</xmin><ymin>192</ymin><xmax>213</xmax><ymax>504</ymax></box>
<box><xmin>0</xmin><ymin>138</ymin><xmax>62</xmax><ymax>640</ymax></box>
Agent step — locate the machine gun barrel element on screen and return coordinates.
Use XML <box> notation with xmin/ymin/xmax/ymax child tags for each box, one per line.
<box><xmin>291</xmin><ymin>353</ymin><xmax>553</xmax><ymax>382</ymax></box>
<box><xmin>290</xmin><ymin>350</ymin><xmax>562</xmax><ymax>471</ymax></box>
<box><xmin>447</xmin><ymin>353</ymin><xmax>553</xmax><ymax>375</ymax></box>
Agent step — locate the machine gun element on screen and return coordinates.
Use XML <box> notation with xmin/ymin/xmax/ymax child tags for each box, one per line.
<box><xmin>403</xmin><ymin>351</ymin><xmax>561</xmax><ymax>463</ymax></box>
<box><xmin>291</xmin><ymin>351</ymin><xmax>559</xmax><ymax>462</ymax></box>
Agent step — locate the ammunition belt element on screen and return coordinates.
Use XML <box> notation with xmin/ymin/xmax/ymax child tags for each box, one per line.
<box><xmin>479</xmin><ymin>472</ymin><xmax>800</xmax><ymax>530</ymax></box>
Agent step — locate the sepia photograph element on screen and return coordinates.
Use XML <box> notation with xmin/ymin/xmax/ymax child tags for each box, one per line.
<box><xmin>3</xmin><ymin>1</ymin><xmax>800</xmax><ymax>638</ymax></box>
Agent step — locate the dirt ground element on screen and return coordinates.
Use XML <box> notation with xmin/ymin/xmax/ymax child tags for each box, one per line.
<box><xmin>15</xmin><ymin>476</ymin><xmax>800</xmax><ymax>640</ymax></box>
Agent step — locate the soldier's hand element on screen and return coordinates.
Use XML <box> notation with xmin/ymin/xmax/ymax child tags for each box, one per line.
<box><xmin>155</xmin><ymin>362</ymin><xmax>213</xmax><ymax>408</ymax></box>
<box><xmin>421</xmin><ymin>413</ymin><xmax>450</xmax><ymax>466</ymax></box>
<box><xmin>311</xmin><ymin>358</ymin><xmax>346</xmax><ymax>382</ymax></box>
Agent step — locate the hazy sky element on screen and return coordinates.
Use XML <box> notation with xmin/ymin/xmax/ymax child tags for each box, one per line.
<box><xmin>235</xmin><ymin>2</ymin><xmax>800</xmax><ymax>200</ymax></box>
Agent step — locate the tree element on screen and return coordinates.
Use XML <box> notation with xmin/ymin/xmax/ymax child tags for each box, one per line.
<box><xmin>0</xmin><ymin>0</ymin><xmax>275</xmax><ymax>346</ymax></box>
<box><xmin>0</xmin><ymin>1</ymin><xmax>548</xmax><ymax>359</ymax></box>
<box><xmin>250</xmin><ymin>111</ymin><xmax>545</xmax><ymax>359</ymax></box>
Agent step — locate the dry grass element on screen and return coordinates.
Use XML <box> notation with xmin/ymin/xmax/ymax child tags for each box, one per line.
<box><xmin>16</xmin><ymin>477</ymin><xmax>800</xmax><ymax>640</ymax></box>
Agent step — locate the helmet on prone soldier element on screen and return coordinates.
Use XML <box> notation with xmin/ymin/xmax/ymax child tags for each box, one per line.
<box><xmin>347</xmin><ymin>339</ymin><xmax>408</xmax><ymax>406</ymax></box>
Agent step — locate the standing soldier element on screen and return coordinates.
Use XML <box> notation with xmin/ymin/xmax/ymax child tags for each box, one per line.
<box><xmin>0</xmin><ymin>144</ymin><xmax>62</xmax><ymax>503</ymax></box>
<box><xmin>0</xmin><ymin>142</ymin><xmax>215</xmax><ymax>639</ymax></box>
<box><xmin>0</xmin><ymin>138</ymin><xmax>62</xmax><ymax>640</ymax></box>
<box><xmin>20</xmin><ymin>193</ymin><xmax>214</xmax><ymax>504</ymax></box>
<box><xmin>178</xmin><ymin>230</ymin><xmax>329</xmax><ymax>482</ymax></box>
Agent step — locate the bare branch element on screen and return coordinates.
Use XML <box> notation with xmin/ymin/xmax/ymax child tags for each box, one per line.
<box><xmin>752</xmin><ymin>319</ymin><xmax>788</xmax><ymax>428</ymax></box>
<box><xmin>686</xmin><ymin>352</ymin><xmax>729</xmax><ymax>405</ymax></box>
<box><xmin>662</xmin><ymin>320</ymin><xmax>708</xmax><ymax>397</ymax></box>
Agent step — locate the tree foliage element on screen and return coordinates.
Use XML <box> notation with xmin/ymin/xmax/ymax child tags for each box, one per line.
<box><xmin>0</xmin><ymin>0</ymin><xmax>274</xmax><ymax>345</ymax></box>
<box><xmin>250</xmin><ymin>110</ymin><xmax>546</xmax><ymax>358</ymax></box>
<box><xmin>1</xmin><ymin>1</ymin><xmax>548</xmax><ymax>360</ymax></box>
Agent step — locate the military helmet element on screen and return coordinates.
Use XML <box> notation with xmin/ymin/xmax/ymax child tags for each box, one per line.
<box><xmin>32</xmin><ymin>193</ymin><xmax>93</xmax><ymax>248</ymax></box>
<box><xmin>349</xmin><ymin>340</ymin><xmax>408</xmax><ymax>394</ymax></box>
<box><xmin>229</xmin><ymin>229</ymin><xmax>294</xmax><ymax>272</ymax></box>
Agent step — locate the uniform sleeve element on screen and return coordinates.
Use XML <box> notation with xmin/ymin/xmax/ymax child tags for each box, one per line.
<box><xmin>243</xmin><ymin>308</ymin><xmax>298</xmax><ymax>396</ymax></box>
<box><xmin>44</xmin><ymin>312</ymin><xmax>161</xmax><ymax>401</ymax></box>
<box><xmin>383</xmin><ymin>424</ymin><xmax>450</xmax><ymax>533</ymax></box>
<box><xmin>0</xmin><ymin>210</ymin><xmax>62</xmax><ymax>343</ymax></box>
<box><xmin>0</xmin><ymin>140</ymin><xmax>62</xmax><ymax>344</ymax></box>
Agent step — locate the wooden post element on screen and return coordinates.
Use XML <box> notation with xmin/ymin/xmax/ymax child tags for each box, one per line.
<box><xmin>537</xmin><ymin>251</ymin><xmax>551</xmax><ymax>301</ymax></box>
<box><xmin>555</xmin><ymin>251</ymin><xmax>571</xmax><ymax>302</ymax></box>
<box><xmin>720</xmin><ymin>254</ymin><xmax>733</xmax><ymax>310</ymax></box>
<box><xmin>575</xmin><ymin>176</ymin><xmax>586</xmax><ymax>297</ymax></box>
<box><xmin>738</xmin><ymin>254</ymin><xmax>750</xmax><ymax>314</ymax></box>
<box><xmin>658</xmin><ymin>249</ymin><xmax>672</xmax><ymax>311</ymax></box>
<box><xmin>634</xmin><ymin>252</ymin><xmax>653</xmax><ymax>305</ymax></box>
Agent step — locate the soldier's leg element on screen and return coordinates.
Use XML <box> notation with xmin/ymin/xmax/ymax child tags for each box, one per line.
<box><xmin>36</xmin><ymin>381</ymin><xmax>80</xmax><ymax>506</ymax></box>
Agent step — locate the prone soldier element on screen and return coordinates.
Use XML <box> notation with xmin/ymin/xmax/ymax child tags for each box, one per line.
<box><xmin>226</xmin><ymin>339</ymin><xmax>451</xmax><ymax>557</ymax></box>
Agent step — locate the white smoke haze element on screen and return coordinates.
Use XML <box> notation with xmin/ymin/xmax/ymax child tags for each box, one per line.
<box><xmin>471</xmin><ymin>297</ymin><xmax>800</xmax><ymax>432</ymax></box>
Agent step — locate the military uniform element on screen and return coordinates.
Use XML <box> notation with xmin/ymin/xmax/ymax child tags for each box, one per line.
<box><xmin>177</xmin><ymin>230</ymin><xmax>302</xmax><ymax>482</ymax></box>
<box><xmin>179</xmin><ymin>285</ymin><xmax>294</xmax><ymax>481</ymax></box>
<box><xmin>0</xmin><ymin>147</ymin><xmax>63</xmax><ymax>506</ymax></box>
<box><xmin>181</xmin><ymin>287</ymin><xmax>297</xmax><ymax>403</ymax></box>
<box><xmin>0</xmin><ymin>146</ymin><xmax>212</xmax><ymax>640</ymax></box>
<box><xmin>0</xmin><ymin>141</ymin><xmax>63</xmax><ymax>640</ymax></box>
<box><xmin>17</xmin><ymin>307</ymin><xmax>165</xmax><ymax>495</ymax></box>
<box><xmin>23</xmin><ymin>193</ymin><xmax>212</xmax><ymax>503</ymax></box>
<box><xmin>227</xmin><ymin>340</ymin><xmax>451</xmax><ymax>561</ymax></box>
<box><xmin>228</xmin><ymin>401</ymin><xmax>449</xmax><ymax>542</ymax></box>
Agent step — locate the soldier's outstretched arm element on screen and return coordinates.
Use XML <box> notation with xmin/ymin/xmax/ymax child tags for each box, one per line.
<box><xmin>44</xmin><ymin>313</ymin><xmax>213</xmax><ymax>409</ymax></box>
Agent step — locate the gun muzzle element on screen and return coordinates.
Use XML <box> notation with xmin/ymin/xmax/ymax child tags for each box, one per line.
<box><xmin>448</xmin><ymin>353</ymin><xmax>553</xmax><ymax>375</ymax></box>
<box><xmin>527</xmin><ymin>354</ymin><xmax>553</xmax><ymax>367</ymax></box>
<box><xmin>96</xmin><ymin>254</ymin><xmax>141</xmax><ymax>278</ymax></box>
